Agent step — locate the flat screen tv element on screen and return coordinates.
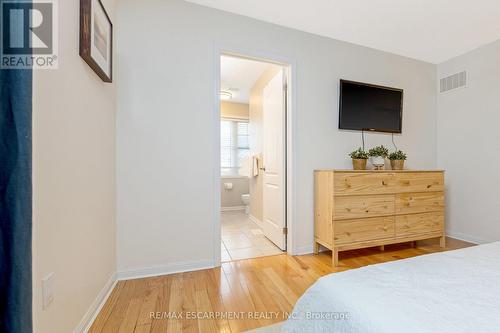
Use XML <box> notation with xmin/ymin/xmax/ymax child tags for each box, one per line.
<box><xmin>339</xmin><ymin>80</ymin><xmax>403</xmax><ymax>133</ymax></box>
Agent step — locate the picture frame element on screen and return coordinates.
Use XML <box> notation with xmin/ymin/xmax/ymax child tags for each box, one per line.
<box><xmin>79</xmin><ymin>0</ymin><xmax>113</xmax><ymax>82</ymax></box>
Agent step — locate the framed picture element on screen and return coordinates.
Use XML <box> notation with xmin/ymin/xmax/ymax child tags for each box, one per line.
<box><xmin>80</xmin><ymin>0</ymin><xmax>113</xmax><ymax>82</ymax></box>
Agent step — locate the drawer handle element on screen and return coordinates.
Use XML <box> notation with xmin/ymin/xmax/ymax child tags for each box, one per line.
<box><xmin>382</xmin><ymin>181</ymin><xmax>387</xmax><ymax>186</ymax></box>
<box><xmin>427</xmin><ymin>184</ymin><xmax>432</xmax><ymax>189</ymax></box>
<box><xmin>382</xmin><ymin>226</ymin><xmax>388</xmax><ymax>231</ymax></box>
<box><xmin>346</xmin><ymin>232</ymin><xmax>351</xmax><ymax>236</ymax></box>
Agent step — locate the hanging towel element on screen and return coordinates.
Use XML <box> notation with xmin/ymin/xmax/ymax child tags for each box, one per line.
<box><xmin>238</xmin><ymin>155</ymin><xmax>252</xmax><ymax>177</ymax></box>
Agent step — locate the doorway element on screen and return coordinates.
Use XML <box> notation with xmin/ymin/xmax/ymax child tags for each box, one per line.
<box><xmin>219</xmin><ymin>54</ymin><xmax>289</xmax><ymax>262</ymax></box>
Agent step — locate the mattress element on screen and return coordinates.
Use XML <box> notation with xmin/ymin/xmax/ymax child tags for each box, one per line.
<box><xmin>282</xmin><ymin>242</ymin><xmax>500</xmax><ymax>333</ymax></box>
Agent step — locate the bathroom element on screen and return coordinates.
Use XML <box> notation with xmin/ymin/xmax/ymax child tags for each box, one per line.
<box><xmin>220</xmin><ymin>55</ymin><xmax>285</xmax><ymax>262</ymax></box>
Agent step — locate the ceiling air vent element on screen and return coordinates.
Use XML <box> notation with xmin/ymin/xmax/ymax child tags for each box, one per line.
<box><xmin>440</xmin><ymin>71</ymin><xmax>466</xmax><ymax>93</ymax></box>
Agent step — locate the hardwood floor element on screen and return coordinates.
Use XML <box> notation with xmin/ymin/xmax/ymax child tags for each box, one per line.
<box><xmin>90</xmin><ymin>237</ymin><xmax>473</xmax><ymax>333</ymax></box>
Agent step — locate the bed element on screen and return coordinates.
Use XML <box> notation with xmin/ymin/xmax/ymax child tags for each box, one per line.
<box><xmin>282</xmin><ymin>242</ymin><xmax>500</xmax><ymax>333</ymax></box>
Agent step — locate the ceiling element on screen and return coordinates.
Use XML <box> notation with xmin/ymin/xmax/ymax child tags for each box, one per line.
<box><xmin>188</xmin><ymin>0</ymin><xmax>500</xmax><ymax>64</ymax></box>
<box><xmin>220</xmin><ymin>55</ymin><xmax>278</xmax><ymax>103</ymax></box>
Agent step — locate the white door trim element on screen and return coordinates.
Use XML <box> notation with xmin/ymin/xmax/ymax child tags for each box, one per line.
<box><xmin>213</xmin><ymin>44</ymin><xmax>297</xmax><ymax>267</ymax></box>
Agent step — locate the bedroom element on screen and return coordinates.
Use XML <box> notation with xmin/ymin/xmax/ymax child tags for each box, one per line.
<box><xmin>1</xmin><ymin>0</ymin><xmax>500</xmax><ymax>332</ymax></box>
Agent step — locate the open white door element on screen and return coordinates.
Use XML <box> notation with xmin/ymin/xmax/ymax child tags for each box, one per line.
<box><xmin>262</xmin><ymin>69</ymin><xmax>286</xmax><ymax>250</ymax></box>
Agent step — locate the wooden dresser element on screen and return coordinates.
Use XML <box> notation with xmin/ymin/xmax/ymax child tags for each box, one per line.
<box><xmin>314</xmin><ymin>170</ymin><xmax>445</xmax><ymax>266</ymax></box>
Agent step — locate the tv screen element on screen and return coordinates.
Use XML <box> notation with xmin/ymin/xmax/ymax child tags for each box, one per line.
<box><xmin>339</xmin><ymin>80</ymin><xmax>403</xmax><ymax>133</ymax></box>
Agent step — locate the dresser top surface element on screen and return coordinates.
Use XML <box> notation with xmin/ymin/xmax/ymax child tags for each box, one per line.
<box><xmin>315</xmin><ymin>169</ymin><xmax>445</xmax><ymax>173</ymax></box>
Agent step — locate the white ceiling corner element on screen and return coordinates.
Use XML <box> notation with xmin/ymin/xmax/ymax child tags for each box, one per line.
<box><xmin>188</xmin><ymin>0</ymin><xmax>500</xmax><ymax>64</ymax></box>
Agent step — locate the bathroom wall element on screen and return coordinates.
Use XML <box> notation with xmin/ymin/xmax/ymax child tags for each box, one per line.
<box><xmin>220</xmin><ymin>101</ymin><xmax>250</xmax><ymax>209</ymax></box>
<box><xmin>221</xmin><ymin>177</ymin><xmax>249</xmax><ymax>208</ymax></box>
<box><xmin>221</xmin><ymin>101</ymin><xmax>249</xmax><ymax>119</ymax></box>
<box><xmin>248</xmin><ymin>66</ymin><xmax>281</xmax><ymax>221</ymax></box>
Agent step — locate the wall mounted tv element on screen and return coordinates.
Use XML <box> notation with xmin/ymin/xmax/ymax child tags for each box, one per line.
<box><xmin>339</xmin><ymin>80</ymin><xmax>403</xmax><ymax>133</ymax></box>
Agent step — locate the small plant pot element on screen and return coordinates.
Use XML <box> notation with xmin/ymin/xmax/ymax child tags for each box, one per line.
<box><xmin>352</xmin><ymin>159</ymin><xmax>367</xmax><ymax>170</ymax></box>
<box><xmin>390</xmin><ymin>159</ymin><xmax>405</xmax><ymax>170</ymax></box>
<box><xmin>370</xmin><ymin>156</ymin><xmax>385</xmax><ymax>167</ymax></box>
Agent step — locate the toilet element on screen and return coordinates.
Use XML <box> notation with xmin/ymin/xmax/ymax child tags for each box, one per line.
<box><xmin>241</xmin><ymin>194</ymin><xmax>250</xmax><ymax>215</ymax></box>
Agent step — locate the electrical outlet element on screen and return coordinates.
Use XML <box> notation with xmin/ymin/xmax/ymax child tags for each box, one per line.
<box><xmin>42</xmin><ymin>273</ymin><xmax>55</xmax><ymax>310</ymax></box>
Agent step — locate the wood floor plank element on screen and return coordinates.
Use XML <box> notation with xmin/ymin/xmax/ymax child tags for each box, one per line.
<box><xmin>118</xmin><ymin>298</ymin><xmax>143</xmax><ymax>333</ymax></box>
<box><xmin>181</xmin><ymin>272</ymin><xmax>199</xmax><ymax>333</ymax></box>
<box><xmin>150</xmin><ymin>276</ymin><xmax>172</xmax><ymax>333</ymax></box>
<box><xmin>262</xmin><ymin>267</ymin><xmax>298</xmax><ymax>307</ymax></box>
<box><xmin>166</xmin><ymin>274</ymin><xmax>184</xmax><ymax>333</ymax></box>
<box><xmin>134</xmin><ymin>324</ymin><xmax>151</xmax><ymax>333</ymax></box>
<box><xmin>90</xmin><ymin>237</ymin><xmax>473</xmax><ymax>333</ymax></box>
<box><xmin>88</xmin><ymin>281</ymin><xmax>124</xmax><ymax>333</ymax></box>
<box><xmin>202</xmin><ymin>269</ymin><xmax>232</xmax><ymax>333</ymax></box>
<box><xmin>99</xmin><ymin>280</ymin><xmax>141</xmax><ymax>333</ymax></box>
<box><xmin>136</xmin><ymin>288</ymin><xmax>159</xmax><ymax>327</ymax></box>
<box><xmin>220</xmin><ymin>261</ymin><xmax>259</xmax><ymax>332</ymax></box>
<box><xmin>194</xmin><ymin>289</ymin><xmax>218</xmax><ymax>333</ymax></box>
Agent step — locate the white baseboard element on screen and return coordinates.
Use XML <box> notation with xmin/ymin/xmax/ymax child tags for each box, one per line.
<box><xmin>446</xmin><ymin>231</ymin><xmax>490</xmax><ymax>244</ymax></box>
<box><xmin>73</xmin><ymin>272</ymin><xmax>117</xmax><ymax>333</ymax></box>
<box><xmin>249</xmin><ymin>214</ymin><xmax>264</xmax><ymax>229</ymax></box>
<box><xmin>117</xmin><ymin>259</ymin><xmax>214</xmax><ymax>281</ymax></box>
<box><xmin>221</xmin><ymin>206</ymin><xmax>245</xmax><ymax>212</ymax></box>
<box><xmin>293</xmin><ymin>245</ymin><xmax>314</xmax><ymax>256</ymax></box>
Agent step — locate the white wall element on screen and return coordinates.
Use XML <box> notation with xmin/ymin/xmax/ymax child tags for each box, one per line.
<box><xmin>32</xmin><ymin>0</ymin><xmax>117</xmax><ymax>331</ymax></box>
<box><xmin>437</xmin><ymin>39</ymin><xmax>500</xmax><ymax>244</ymax></box>
<box><xmin>116</xmin><ymin>0</ymin><xmax>437</xmax><ymax>274</ymax></box>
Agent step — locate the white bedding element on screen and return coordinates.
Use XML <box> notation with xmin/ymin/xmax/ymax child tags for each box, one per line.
<box><xmin>282</xmin><ymin>242</ymin><xmax>500</xmax><ymax>333</ymax></box>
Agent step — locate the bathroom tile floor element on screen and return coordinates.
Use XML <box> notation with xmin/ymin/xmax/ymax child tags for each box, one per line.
<box><xmin>221</xmin><ymin>211</ymin><xmax>283</xmax><ymax>262</ymax></box>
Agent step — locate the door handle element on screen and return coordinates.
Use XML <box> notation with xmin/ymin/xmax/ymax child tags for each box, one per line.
<box><xmin>260</xmin><ymin>167</ymin><xmax>266</xmax><ymax>172</ymax></box>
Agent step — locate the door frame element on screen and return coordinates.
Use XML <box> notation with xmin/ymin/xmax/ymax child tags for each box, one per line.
<box><xmin>213</xmin><ymin>45</ymin><xmax>297</xmax><ymax>266</ymax></box>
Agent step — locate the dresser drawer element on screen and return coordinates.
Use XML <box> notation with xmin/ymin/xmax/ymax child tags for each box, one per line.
<box><xmin>396</xmin><ymin>192</ymin><xmax>444</xmax><ymax>215</ymax></box>
<box><xmin>395</xmin><ymin>172</ymin><xmax>444</xmax><ymax>193</ymax></box>
<box><xmin>334</xmin><ymin>195</ymin><xmax>395</xmax><ymax>220</ymax></box>
<box><xmin>334</xmin><ymin>216</ymin><xmax>395</xmax><ymax>245</ymax></box>
<box><xmin>396</xmin><ymin>212</ymin><xmax>444</xmax><ymax>237</ymax></box>
<box><xmin>334</xmin><ymin>173</ymin><xmax>397</xmax><ymax>196</ymax></box>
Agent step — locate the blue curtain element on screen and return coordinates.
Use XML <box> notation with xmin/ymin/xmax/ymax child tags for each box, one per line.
<box><xmin>0</xmin><ymin>67</ymin><xmax>33</xmax><ymax>331</ymax></box>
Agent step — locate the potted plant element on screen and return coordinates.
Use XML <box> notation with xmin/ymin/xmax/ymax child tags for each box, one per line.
<box><xmin>368</xmin><ymin>145</ymin><xmax>389</xmax><ymax>169</ymax></box>
<box><xmin>389</xmin><ymin>150</ymin><xmax>407</xmax><ymax>170</ymax></box>
<box><xmin>349</xmin><ymin>148</ymin><xmax>369</xmax><ymax>170</ymax></box>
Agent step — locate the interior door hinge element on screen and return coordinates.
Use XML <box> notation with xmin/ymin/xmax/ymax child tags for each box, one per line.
<box><xmin>283</xmin><ymin>227</ymin><xmax>288</xmax><ymax>235</ymax></box>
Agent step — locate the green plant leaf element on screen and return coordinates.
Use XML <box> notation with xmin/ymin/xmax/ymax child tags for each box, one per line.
<box><xmin>388</xmin><ymin>150</ymin><xmax>407</xmax><ymax>160</ymax></box>
<box><xmin>368</xmin><ymin>145</ymin><xmax>389</xmax><ymax>157</ymax></box>
<box><xmin>349</xmin><ymin>148</ymin><xmax>368</xmax><ymax>159</ymax></box>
